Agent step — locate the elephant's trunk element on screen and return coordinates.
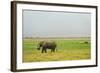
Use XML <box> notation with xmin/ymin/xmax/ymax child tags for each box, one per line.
<box><xmin>37</xmin><ymin>46</ymin><xmax>40</xmax><ymax>50</ymax></box>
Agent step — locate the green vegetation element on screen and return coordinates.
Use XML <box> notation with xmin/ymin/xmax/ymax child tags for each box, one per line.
<box><xmin>23</xmin><ymin>37</ymin><xmax>91</xmax><ymax>62</ymax></box>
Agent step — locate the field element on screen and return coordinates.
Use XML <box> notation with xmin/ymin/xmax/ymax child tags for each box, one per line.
<box><xmin>23</xmin><ymin>37</ymin><xmax>91</xmax><ymax>62</ymax></box>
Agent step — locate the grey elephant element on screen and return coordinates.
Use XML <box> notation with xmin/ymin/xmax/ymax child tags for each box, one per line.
<box><xmin>37</xmin><ymin>41</ymin><xmax>57</xmax><ymax>53</ymax></box>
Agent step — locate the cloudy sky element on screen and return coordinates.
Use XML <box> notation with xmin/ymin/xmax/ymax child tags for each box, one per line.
<box><xmin>23</xmin><ymin>10</ymin><xmax>91</xmax><ymax>38</ymax></box>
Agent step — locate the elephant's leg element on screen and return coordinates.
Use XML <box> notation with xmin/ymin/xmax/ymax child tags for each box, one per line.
<box><xmin>45</xmin><ymin>49</ymin><xmax>47</xmax><ymax>53</ymax></box>
<box><xmin>54</xmin><ymin>48</ymin><xmax>56</xmax><ymax>52</ymax></box>
<box><xmin>51</xmin><ymin>49</ymin><xmax>53</xmax><ymax>52</ymax></box>
<box><xmin>44</xmin><ymin>49</ymin><xmax>47</xmax><ymax>53</ymax></box>
<box><xmin>42</xmin><ymin>48</ymin><xmax>47</xmax><ymax>53</ymax></box>
<box><xmin>42</xmin><ymin>48</ymin><xmax>44</xmax><ymax>53</ymax></box>
<box><xmin>52</xmin><ymin>48</ymin><xmax>55</xmax><ymax>52</ymax></box>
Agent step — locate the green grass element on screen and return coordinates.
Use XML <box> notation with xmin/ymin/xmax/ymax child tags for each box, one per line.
<box><xmin>23</xmin><ymin>37</ymin><xmax>91</xmax><ymax>62</ymax></box>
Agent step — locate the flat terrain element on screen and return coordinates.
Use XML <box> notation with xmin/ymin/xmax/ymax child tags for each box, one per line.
<box><xmin>23</xmin><ymin>37</ymin><xmax>91</xmax><ymax>62</ymax></box>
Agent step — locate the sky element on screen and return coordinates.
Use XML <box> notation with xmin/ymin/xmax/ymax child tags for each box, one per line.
<box><xmin>23</xmin><ymin>10</ymin><xmax>91</xmax><ymax>38</ymax></box>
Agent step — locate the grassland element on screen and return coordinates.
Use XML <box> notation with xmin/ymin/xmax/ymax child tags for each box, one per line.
<box><xmin>23</xmin><ymin>37</ymin><xmax>91</xmax><ymax>62</ymax></box>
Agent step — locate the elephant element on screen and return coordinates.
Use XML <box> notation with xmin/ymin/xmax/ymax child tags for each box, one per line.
<box><xmin>37</xmin><ymin>41</ymin><xmax>57</xmax><ymax>53</ymax></box>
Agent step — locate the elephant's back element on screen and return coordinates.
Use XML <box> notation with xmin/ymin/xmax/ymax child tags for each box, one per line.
<box><xmin>39</xmin><ymin>40</ymin><xmax>57</xmax><ymax>48</ymax></box>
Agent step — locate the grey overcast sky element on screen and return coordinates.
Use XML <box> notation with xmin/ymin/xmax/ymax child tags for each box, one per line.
<box><xmin>23</xmin><ymin>10</ymin><xmax>91</xmax><ymax>38</ymax></box>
